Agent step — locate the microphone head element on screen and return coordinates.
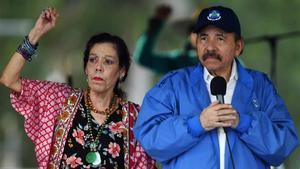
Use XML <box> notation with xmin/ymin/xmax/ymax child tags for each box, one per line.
<box><xmin>210</xmin><ymin>76</ymin><xmax>227</xmax><ymax>96</ymax></box>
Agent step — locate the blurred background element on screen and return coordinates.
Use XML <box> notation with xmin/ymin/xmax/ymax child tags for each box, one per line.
<box><xmin>0</xmin><ymin>0</ymin><xmax>299</xmax><ymax>168</ymax></box>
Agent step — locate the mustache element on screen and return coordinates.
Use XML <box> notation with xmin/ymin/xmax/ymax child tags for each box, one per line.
<box><xmin>203</xmin><ymin>51</ymin><xmax>222</xmax><ymax>61</ymax></box>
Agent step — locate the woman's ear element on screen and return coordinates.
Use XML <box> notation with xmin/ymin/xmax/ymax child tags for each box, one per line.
<box><xmin>84</xmin><ymin>68</ymin><xmax>88</xmax><ymax>76</ymax></box>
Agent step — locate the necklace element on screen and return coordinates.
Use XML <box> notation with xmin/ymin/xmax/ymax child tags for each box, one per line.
<box><xmin>84</xmin><ymin>88</ymin><xmax>120</xmax><ymax>166</ymax></box>
<box><xmin>85</xmin><ymin>107</ymin><xmax>110</xmax><ymax>166</ymax></box>
<box><xmin>85</xmin><ymin>88</ymin><xmax>119</xmax><ymax>115</ymax></box>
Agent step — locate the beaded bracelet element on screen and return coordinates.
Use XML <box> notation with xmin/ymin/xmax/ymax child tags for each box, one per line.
<box><xmin>16</xmin><ymin>36</ymin><xmax>39</xmax><ymax>61</ymax></box>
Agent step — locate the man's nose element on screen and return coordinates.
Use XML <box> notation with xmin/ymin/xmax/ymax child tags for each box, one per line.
<box><xmin>206</xmin><ymin>39</ymin><xmax>217</xmax><ymax>51</ymax></box>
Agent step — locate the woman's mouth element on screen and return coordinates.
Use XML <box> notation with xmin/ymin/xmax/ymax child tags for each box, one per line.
<box><xmin>93</xmin><ymin>77</ymin><xmax>103</xmax><ymax>81</ymax></box>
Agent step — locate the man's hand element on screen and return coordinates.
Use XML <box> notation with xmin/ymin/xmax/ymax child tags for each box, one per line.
<box><xmin>200</xmin><ymin>101</ymin><xmax>239</xmax><ymax>131</ymax></box>
<box><xmin>154</xmin><ymin>5</ymin><xmax>172</xmax><ymax>21</ymax></box>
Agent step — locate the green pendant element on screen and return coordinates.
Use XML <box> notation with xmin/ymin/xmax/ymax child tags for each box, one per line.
<box><xmin>86</xmin><ymin>151</ymin><xmax>101</xmax><ymax>165</ymax></box>
<box><xmin>86</xmin><ymin>152</ymin><xmax>97</xmax><ymax>163</ymax></box>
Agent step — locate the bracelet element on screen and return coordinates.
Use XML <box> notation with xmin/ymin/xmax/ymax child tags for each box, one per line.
<box><xmin>16</xmin><ymin>36</ymin><xmax>39</xmax><ymax>61</ymax></box>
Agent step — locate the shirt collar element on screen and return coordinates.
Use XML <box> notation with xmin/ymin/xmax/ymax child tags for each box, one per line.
<box><xmin>203</xmin><ymin>59</ymin><xmax>239</xmax><ymax>84</ymax></box>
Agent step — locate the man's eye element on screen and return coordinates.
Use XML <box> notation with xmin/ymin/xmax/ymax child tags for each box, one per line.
<box><xmin>218</xmin><ymin>37</ymin><xmax>225</xmax><ymax>41</ymax></box>
<box><xmin>200</xmin><ymin>36</ymin><xmax>207</xmax><ymax>41</ymax></box>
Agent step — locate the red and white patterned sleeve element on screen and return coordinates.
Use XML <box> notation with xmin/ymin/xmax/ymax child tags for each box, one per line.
<box><xmin>129</xmin><ymin>102</ymin><xmax>157</xmax><ymax>169</ymax></box>
<box><xmin>10</xmin><ymin>78</ymin><xmax>72</xmax><ymax>143</ymax></box>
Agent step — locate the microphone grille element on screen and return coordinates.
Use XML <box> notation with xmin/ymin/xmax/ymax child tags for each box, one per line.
<box><xmin>210</xmin><ymin>76</ymin><xmax>227</xmax><ymax>95</ymax></box>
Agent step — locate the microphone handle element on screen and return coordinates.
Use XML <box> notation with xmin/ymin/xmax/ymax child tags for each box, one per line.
<box><xmin>216</xmin><ymin>95</ymin><xmax>224</xmax><ymax>104</ymax></box>
<box><xmin>215</xmin><ymin>95</ymin><xmax>235</xmax><ymax>169</ymax></box>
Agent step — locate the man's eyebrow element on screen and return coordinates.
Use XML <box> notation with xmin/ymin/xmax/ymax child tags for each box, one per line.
<box><xmin>198</xmin><ymin>33</ymin><xmax>208</xmax><ymax>36</ymax></box>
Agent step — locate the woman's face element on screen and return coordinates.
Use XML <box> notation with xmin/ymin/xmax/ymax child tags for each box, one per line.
<box><xmin>85</xmin><ymin>42</ymin><xmax>124</xmax><ymax>95</ymax></box>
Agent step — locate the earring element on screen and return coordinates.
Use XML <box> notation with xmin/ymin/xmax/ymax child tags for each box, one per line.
<box><xmin>117</xmin><ymin>80</ymin><xmax>121</xmax><ymax>89</ymax></box>
<box><xmin>119</xmin><ymin>73</ymin><xmax>125</xmax><ymax>81</ymax></box>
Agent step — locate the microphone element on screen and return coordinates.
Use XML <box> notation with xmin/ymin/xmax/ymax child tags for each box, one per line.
<box><xmin>210</xmin><ymin>76</ymin><xmax>236</xmax><ymax>169</ymax></box>
<box><xmin>210</xmin><ymin>76</ymin><xmax>226</xmax><ymax>103</ymax></box>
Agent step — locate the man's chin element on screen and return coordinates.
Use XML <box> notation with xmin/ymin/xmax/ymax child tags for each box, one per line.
<box><xmin>205</xmin><ymin>65</ymin><xmax>221</xmax><ymax>74</ymax></box>
<box><xmin>203</xmin><ymin>60</ymin><xmax>220</xmax><ymax>68</ymax></box>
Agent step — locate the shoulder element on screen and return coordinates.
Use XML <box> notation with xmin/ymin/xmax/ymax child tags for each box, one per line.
<box><xmin>21</xmin><ymin>78</ymin><xmax>71</xmax><ymax>90</ymax></box>
<box><xmin>246</xmin><ymin>68</ymin><xmax>273</xmax><ymax>84</ymax></box>
<box><xmin>120</xmin><ymin>100</ymin><xmax>140</xmax><ymax>121</ymax></box>
<box><xmin>236</xmin><ymin>59</ymin><xmax>272</xmax><ymax>86</ymax></box>
<box><xmin>16</xmin><ymin>78</ymin><xmax>73</xmax><ymax>100</ymax></box>
<box><xmin>243</xmin><ymin>68</ymin><xmax>276</xmax><ymax>95</ymax></box>
<box><xmin>145</xmin><ymin>66</ymin><xmax>196</xmax><ymax>103</ymax></box>
<box><xmin>155</xmin><ymin>66</ymin><xmax>195</xmax><ymax>88</ymax></box>
<box><xmin>127</xmin><ymin>101</ymin><xmax>140</xmax><ymax>110</ymax></box>
<box><xmin>121</xmin><ymin>100</ymin><xmax>140</xmax><ymax>112</ymax></box>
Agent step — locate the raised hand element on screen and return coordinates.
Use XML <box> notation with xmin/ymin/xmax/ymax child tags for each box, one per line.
<box><xmin>154</xmin><ymin>4</ymin><xmax>172</xmax><ymax>21</ymax></box>
<box><xmin>28</xmin><ymin>7</ymin><xmax>59</xmax><ymax>44</ymax></box>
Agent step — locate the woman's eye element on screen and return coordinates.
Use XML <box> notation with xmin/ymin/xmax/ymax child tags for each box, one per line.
<box><xmin>88</xmin><ymin>58</ymin><xmax>96</xmax><ymax>63</ymax></box>
<box><xmin>88</xmin><ymin>56</ymin><xmax>98</xmax><ymax>63</ymax></box>
<box><xmin>104</xmin><ymin>59</ymin><xmax>115</xmax><ymax>65</ymax></box>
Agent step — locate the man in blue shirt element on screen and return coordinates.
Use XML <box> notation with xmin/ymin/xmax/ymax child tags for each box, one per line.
<box><xmin>134</xmin><ymin>6</ymin><xmax>299</xmax><ymax>169</ymax></box>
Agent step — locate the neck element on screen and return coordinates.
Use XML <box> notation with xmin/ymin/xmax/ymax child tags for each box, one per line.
<box><xmin>210</xmin><ymin>70</ymin><xmax>231</xmax><ymax>82</ymax></box>
<box><xmin>88</xmin><ymin>89</ymin><xmax>114</xmax><ymax>111</ymax></box>
<box><xmin>208</xmin><ymin>62</ymin><xmax>233</xmax><ymax>82</ymax></box>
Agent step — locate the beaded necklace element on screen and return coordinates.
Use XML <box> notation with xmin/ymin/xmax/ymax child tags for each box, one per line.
<box><xmin>84</xmin><ymin>88</ymin><xmax>120</xmax><ymax>166</ymax></box>
<box><xmin>85</xmin><ymin>88</ymin><xmax>118</xmax><ymax>115</ymax></box>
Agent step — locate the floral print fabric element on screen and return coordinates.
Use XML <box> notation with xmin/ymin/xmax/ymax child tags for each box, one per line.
<box><xmin>60</xmin><ymin>98</ymin><xmax>126</xmax><ymax>169</ymax></box>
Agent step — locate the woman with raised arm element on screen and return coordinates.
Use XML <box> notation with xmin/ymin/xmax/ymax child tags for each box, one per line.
<box><xmin>0</xmin><ymin>7</ymin><xmax>156</xmax><ymax>169</ymax></box>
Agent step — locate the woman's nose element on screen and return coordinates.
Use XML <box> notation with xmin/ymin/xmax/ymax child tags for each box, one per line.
<box><xmin>95</xmin><ymin>61</ymin><xmax>103</xmax><ymax>72</ymax></box>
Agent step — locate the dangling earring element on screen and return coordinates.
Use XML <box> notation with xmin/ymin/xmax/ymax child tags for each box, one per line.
<box><xmin>86</xmin><ymin>75</ymin><xmax>89</xmax><ymax>82</ymax></box>
<box><xmin>117</xmin><ymin>76</ymin><xmax>123</xmax><ymax>89</ymax></box>
<box><xmin>117</xmin><ymin>80</ymin><xmax>121</xmax><ymax>90</ymax></box>
<box><xmin>119</xmin><ymin>73</ymin><xmax>125</xmax><ymax>82</ymax></box>
<box><xmin>119</xmin><ymin>76</ymin><xmax>124</xmax><ymax>82</ymax></box>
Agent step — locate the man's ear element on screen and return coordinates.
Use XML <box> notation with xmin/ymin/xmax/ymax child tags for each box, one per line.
<box><xmin>235</xmin><ymin>38</ymin><xmax>244</xmax><ymax>56</ymax></box>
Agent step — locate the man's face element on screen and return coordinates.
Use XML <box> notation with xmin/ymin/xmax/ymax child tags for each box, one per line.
<box><xmin>196</xmin><ymin>25</ymin><xmax>244</xmax><ymax>77</ymax></box>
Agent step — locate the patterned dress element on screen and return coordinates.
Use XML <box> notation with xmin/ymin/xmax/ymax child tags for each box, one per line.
<box><xmin>60</xmin><ymin>98</ymin><xmax>126</xmax><ymax>168</ymax></box>
<box><xmin>10</xmin><ymin>79</ymin><xmax>156</xmax><ymax>169</ymax></box>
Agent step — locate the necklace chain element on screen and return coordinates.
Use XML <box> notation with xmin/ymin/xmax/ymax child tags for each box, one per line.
<box><xmin>84</xmin><ymin>88</ymin><xmax>120</xmax><ymax>151</ymax></box>
<box><xmin>85</xmin><ymin>108</ymin><xmax>111</xmax><ymax>151</ymax></box>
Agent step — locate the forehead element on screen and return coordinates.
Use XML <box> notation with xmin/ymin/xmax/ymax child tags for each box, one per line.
<box><xmin>90</xmin><ymin>42</ymin><xmax>118</xmax><ymax>57</ymax></box>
